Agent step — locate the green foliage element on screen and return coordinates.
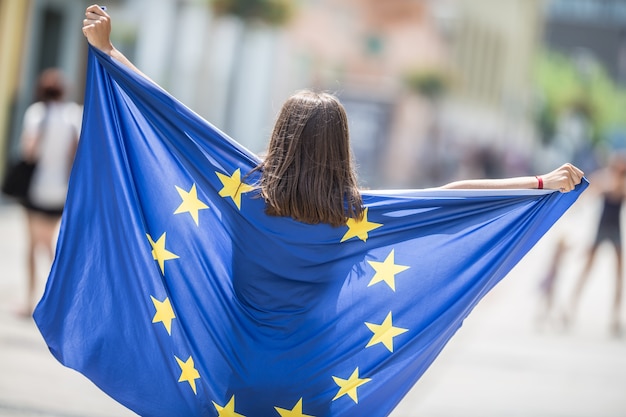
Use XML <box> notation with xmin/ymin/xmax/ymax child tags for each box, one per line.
<box><xmin>534</xmin><ymin>50</ymin><xmax>626</xmax><ymax>145</ymax></box>
<box><xmin>404</xmin><ymin>69</ymin><xmax>450</xmax><ymax>100</ymax></box>
<box><xmin>210</xmin><ymin>0</ymin><xmax>294</xmax><ymax>26</ymax></box>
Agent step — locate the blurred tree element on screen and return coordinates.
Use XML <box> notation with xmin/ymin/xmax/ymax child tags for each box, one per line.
<box><xmin>211</xmin><ymin>0</ymin><xmax>293</xmax><ymax>25</ymax></box>
<box><xmin>534</xmin><ymin>51</ymin><xmax>626</xmax><ymax>146</ymax></box>
<box><xmin>403</xmin><ymin>68</ymin><xmax>451</xmax><ymax>183</ymax></box>
<box><xmin>404</xmin><ymin>68</ymin><xmax>450</xmax><ymax>101</ymax></box>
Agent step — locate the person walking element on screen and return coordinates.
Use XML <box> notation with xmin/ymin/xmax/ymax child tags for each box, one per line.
<box><xmin>567</xmin><ymin>153</ymin><xmax>626</xmax><ymax>336</ymax></box>
<box><xmin>18</xmin><ymin>68</ymin><xmax>81</xmax><ymax>315</ymax></box>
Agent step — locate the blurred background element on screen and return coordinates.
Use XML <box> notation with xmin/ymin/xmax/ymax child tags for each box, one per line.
<box><xmin>1</xmin><ymin>0</ymin><xmax>626</xmax><ymax>416</ymax></box>
<box><xmin>2</xmin><ymin>0</ymin><xmax>626</xmax><ymax>188</ymax></box>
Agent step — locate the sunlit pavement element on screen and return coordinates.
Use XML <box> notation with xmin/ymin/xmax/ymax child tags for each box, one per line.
<box><xmin>1</xmin><ymin>195</ymin><xmax>624</xmax><ymax>417</ymax></box>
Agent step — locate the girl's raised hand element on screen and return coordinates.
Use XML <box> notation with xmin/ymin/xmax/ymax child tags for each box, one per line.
<box><xmin>541</xmin><ymin>163</ymin><xmax>585</xmax><ymax>192</ymax></box>
<box><xmin>82</xmin><ymin>5</ymin><xmax>113</xmax><ymax>54</ymax></box>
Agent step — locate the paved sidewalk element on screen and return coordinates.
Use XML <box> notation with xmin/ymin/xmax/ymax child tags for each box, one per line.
<box><xmin>0</xmin><ymin>196</ymin><xmax>625</xmax><ymax>417</ymax></box>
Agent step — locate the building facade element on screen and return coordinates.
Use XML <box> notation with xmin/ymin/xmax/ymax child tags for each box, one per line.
<box><xmin>1</xmin><ymin>0</ymin><xmax>546</xmax><ymax>190</ymax></box>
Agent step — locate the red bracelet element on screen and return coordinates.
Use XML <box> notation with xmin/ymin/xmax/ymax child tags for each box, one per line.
<box><xmin>535</xmin><ymin>176</ymin><xmax>543</xmax><ymax>189</ymax></box>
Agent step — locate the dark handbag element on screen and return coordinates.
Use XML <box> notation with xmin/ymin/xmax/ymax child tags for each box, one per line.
<box><xmin>1</xmin><ymin>159</ymin><xmax>37</xmax><ymax>199</ymax></box>
<box><xmin>3</xmin><ymin>104</ymin><xmax>49</xmax><ymax>200</ymax></box>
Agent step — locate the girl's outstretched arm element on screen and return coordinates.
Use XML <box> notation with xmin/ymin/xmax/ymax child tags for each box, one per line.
<box><xmin>439</xmin><ymin>163</ymin><xmax>584</xmax><ymax>193</ymax></box>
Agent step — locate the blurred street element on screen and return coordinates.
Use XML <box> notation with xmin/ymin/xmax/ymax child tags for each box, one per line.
<box><xmin>1</xmin><ymin>194</ymin><xmax>625</xmax><ymax>417</ymax></box>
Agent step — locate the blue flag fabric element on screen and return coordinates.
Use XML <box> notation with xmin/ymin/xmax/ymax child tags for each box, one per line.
<box><xmin>34</xmin><ymin>46</ymin><xmax>587</xmax><ymax>417</ymax></box>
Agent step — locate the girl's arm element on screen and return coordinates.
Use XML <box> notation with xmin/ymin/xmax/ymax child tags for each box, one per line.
<box><xmin>82</xmin><ymin>5</ymin><xmax>150</xmax><ymax>80</ymax></box>
<box><xmin>440</xmin><ymin>163</ymin><xmax>584</xmax><ymax>193</ymax></box>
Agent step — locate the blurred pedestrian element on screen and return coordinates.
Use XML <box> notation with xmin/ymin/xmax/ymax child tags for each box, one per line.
<box><xmin>17</xmin><ymin>68</ymin><xmax>81</xmax><ymax>316</ymax></box>
<box><xmin>535</xmin><ymin>235</ymin><xmax>569</xmax><ymax>327</ymax></box>
<box><xmin>566</xmin><ymin>152</ymin><xmax>626</xmax><ymax>336</ymax></box>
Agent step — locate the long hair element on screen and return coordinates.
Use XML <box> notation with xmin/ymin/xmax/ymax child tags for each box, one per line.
<box><xmin>257</xmin><ymin>90</ymin><xmax>363</xmax><ymax>227</ymax></box>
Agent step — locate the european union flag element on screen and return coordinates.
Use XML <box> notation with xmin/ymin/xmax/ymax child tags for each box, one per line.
<box><xmin>34</xmin><ymin>46</ymin><xmax>587</xmax><ymax>417</ymax></box>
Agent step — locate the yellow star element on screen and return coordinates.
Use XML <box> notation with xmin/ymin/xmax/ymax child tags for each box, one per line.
<box><xmin>340</xmin><ymin>208</ymin><xmax>382</xmax><ymax>243</ymax></box>
<box><xmin>213</xmin><ymin>395</ymin><xmax>246</xmax><ymax>417</ymax></box>
<box><xmin>332</xmin><ymin>367</ymin><xmax>371</xmax><ymax>404</ymax></box>
<box><xmin>367</xmin><ymin>249</ymin><xmax>410</xmax><ymax>291</ymax></box>
<box><xmin>150</xmin><ymin>296</ymin><xmax>176</xmax><ymax>335</ymax></box>
<box><xmin>175</xmin><ymin>355</ymin><xmax>200</xmax><ymax>395</ymax></box>
<box><xmin>275</xmin><ymin>398</ymin><xmax>315</xmax><ymax>417</ymax></box>
<box><xmin>174</xmin><ymin>184</ymin><xmax>209</xmax><ymax>226</ymax></box>
<box><xmin>146</xmin><ymin>232</ymin><xmax>179</xmax><ymax>275</ymax></box>
<box><xmin>216</xmin><ymin>168</ymin><xmax>254</xmax><ymax>210</ymax></box>
<box><xmin>365</xmin><ymin>311</ymin><xmax>408</xmax><ymax>353</ymax></box>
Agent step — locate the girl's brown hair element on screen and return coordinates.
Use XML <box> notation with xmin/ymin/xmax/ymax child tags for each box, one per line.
<box><xmin>257</xmin><ymin>90</ymin><xmax>363</xmax><ymax>227</ymax></box>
